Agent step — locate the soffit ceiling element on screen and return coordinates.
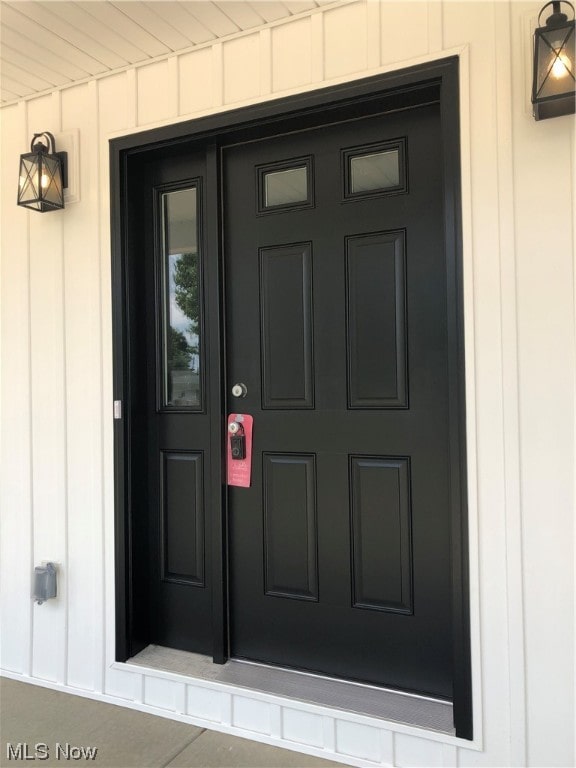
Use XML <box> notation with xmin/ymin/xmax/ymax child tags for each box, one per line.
<box><xmin>0</xmin><ymin>0</ymin><xmax>334</xmax><ymax>106</ymax></box>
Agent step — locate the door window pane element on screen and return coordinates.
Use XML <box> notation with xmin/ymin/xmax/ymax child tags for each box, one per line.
<box><xmin>161</xmin><ymin>187</ymin><xmax>202</xmax><ymax>409</ymax></box>
<box><xmin>264</xmin><ymin>166</ymin><xmax>308</xmax><ymax>207</ymax></box>
<box><xmin>257</xmin><ymin>156</ymin><xmax>314</xmax><ymax>213</ymax></box>
<box><xmin>343</xmin><ymin>139</ymin><xmax>406</xmax><ymax>199</ymax></box>
<box><xmin>350</xmin><ymin>150</ymin><xmax>400</xmax><ymax>193</ymax></box>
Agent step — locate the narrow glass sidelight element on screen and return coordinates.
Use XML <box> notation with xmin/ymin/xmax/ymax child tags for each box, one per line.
<box><xmin>160</xmin><ymin>185</ymin><xmax>202</xmax><ymax>409</ymax></box>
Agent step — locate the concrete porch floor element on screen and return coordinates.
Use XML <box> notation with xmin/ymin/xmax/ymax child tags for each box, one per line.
<box><xmin>0</xmin><ymin>678</ymin><xmax>344</xmax><ymax>768</ymax></box>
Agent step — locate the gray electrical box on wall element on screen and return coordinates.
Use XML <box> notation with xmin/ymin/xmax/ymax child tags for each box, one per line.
<box><xmin>33</xmin><ymin>563</ymin><xmax>57</xmax><ymax>604</ymax></box>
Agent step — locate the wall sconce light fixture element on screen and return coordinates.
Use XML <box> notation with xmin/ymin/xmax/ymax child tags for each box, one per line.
<box><xmin>532</xmin><ymin>1</ymin><xmax>575</xmax><ymax>120</ymax></box>
<box><xmin>17</xmin><ymin>132</ymin><xmax>68</xmax><ymax>212</ymax></box>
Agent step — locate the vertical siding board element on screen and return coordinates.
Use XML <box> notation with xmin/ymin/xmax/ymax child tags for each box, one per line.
<box><xmin>323</xmin><ymin>3</ymin><xmax>367</xmax><ymax>80</ymax></box>
<box><xmin>573</xmin><ymin>107</ymin><xmax>576</xmax><ymax>768</ymax></box>
<box><xmin>310</xmin><ymin>12</ymin><xmax>324</xmax><ymax>83</ymax></box>
<box><xmin>0</xmin><ymin>102</ymin><xmax>33</xmax><ymax>676</ymax></box>
<box><xmin>60</xmin><ymin>83</ymin><xmax>103</xmax><ymax>692</ymax></box>
<box><xmin>493</xmin><ymin>4</ymin><xmax>527</xmax><ymax>767</ymax></box>
<box><xmin>259</xmin><ymin>28</ymin><xmax>272</xmax><ymax>96</ymax></box>
<box><xmin>366</xmin><ymin>0</ymin><xmax>381</xmax><ymax>70</ymax></box>
<box><xmin>137</xmin><ymin>61</ymin><xmax>172</xmax><ymax>125</ymax></box>
<box><xmin>442</xmin><ymin>743</ymin><xmax>458</xmax><ymax>767</ymax></box>
<box><xmin>212</xmin><ymin>43</ymin><xmax>224</xmax><ymax>108</ymax></box>
<box><xmin>223</xmin><ymin>34</ymin><xmax>260</xmax><ymax>104</ymax></box>
<box><xmin>27</xmin><ymin>93</ymin><xmax>68</xmax><ymax>684</ymax></box>
<box><xmin>104</xmin><ymin>666</ymin><xmax>140</xmax><ymax>702</ymax></box>
<box><xmin>335</xmin><ymin>720</ymin><xmax>381</xmax><ymax>763</ymax></box>
<box><xmin>427</xmin><ymin>1</ymin><xmax>443</xmax><ymax>53</ymax></box>
<box><xmin>322</xmin><ymin>716</ymin><xmax>335</xmax><ymax>752</ymax></box>
<box><xmin>97</xmin><ymin>74</ymin><xmax>130</xmax><ymax>136</ymax></box>
<box><xmin>179</xmin><ymin>48</ymin><xmax>214</xmax><ymax>115</ymax></box>
<box><xmin>380</xmin><ymin>2</ymin><xmax>428</xmax><ymax>66</ymax></box>
<box><xmin>509</xmin><ymin>6</ymin><xmax>575</xmax><ymax>765</ymax></box>
<box><xmin>125</xmin><ymin>69</ymin><xmax>138</xmax><ymax>129</ymax></box>
<box><xmin>380</xmin><ymin>729</ymin><xmax>394</xmax><ymax>765</ymax></box>
<box><xmin>272</xmin><ymin>18</ymin><xmax>312</xmax><ymax>92</ymax></box>
<box><xmin>167</xmin><ymin>57</ymin><xmax>179</xmax><ymax>119</ymax></box>
<box><xmin>394</xmin><ymin>734</ymin><xmax>445</xmax><ymax>767</ymax></box>
<box><xmin>89</xmin><ymin>78</ymin><xmax>106</xmax><ymax>696</ymax></box>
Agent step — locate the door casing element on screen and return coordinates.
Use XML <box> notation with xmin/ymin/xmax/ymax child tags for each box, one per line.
<box><xmin>111</xmin><ymin>56</ymin><xmax>472</xmax><ymax>738</ymax></box>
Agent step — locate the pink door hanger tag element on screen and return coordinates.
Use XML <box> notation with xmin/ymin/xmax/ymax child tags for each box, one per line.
<box><xmin>227</xmin><ymin>413</ymin><xmax>253</xmax><ymax>487</ymax></box>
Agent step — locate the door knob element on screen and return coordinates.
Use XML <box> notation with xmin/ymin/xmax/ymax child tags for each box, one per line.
<box><xmin>231</xmin><ymin>383</ymin><xmax>247</xmax><ymax>398</ymax></box>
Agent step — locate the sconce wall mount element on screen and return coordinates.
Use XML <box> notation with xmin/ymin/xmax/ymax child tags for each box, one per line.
<box><xmin>532</xmin><ymin>0</ymin><xmax>575</xmax><ymax>120</ymax></box>
<box><xmin>17</xmin><ymin>131</ymin><xmax>68</xmax><ymax>212</ymax></box>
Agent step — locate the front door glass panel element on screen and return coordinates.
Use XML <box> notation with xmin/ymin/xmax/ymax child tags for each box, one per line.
<box><xmin>264</xmin><ymin>166</ymin><xmax>308</xmax><ymax>207</ymax></box>
<box><xmin>160</xmin><ymin>186</ymin><xmax>202</xmax><ymax>409</ymax></box>
<box><xmin>350</xmin><ymin>150</ymin><xmax>399</xmax><ymax>192</ymax></box>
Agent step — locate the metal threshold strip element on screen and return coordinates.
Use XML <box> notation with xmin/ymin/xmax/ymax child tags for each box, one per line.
<box><xmin>128</xmin><ymin>645</ymin><xmax>455</xmax><ymax>735</ymax></box>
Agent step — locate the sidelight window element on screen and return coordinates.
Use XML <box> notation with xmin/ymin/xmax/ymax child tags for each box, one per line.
<box><xmin>158</xmin><ymin>184</ymin><xmax>203</xmax><ymax>410</ymax></box>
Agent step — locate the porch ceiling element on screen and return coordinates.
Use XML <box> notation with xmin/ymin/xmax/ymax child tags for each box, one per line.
<box><xmin>0</xmin><ymin>0</ymin><xmax>334</xmax><ymax>106</ymax></box>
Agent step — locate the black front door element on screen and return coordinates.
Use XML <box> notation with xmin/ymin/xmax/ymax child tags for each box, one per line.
<box><xmin>117</xmin><ymin>64</ymin><xmax>470</xmax><ymax>726</ymax></box>
<box><xmin>224</xmin><ymin>104</ymin><xmax>453</xmax><ymax>698</ymax></box>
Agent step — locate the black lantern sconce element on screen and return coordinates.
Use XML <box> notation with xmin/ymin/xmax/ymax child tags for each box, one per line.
<box><xmin>532</xmin><ymin>1</ymin><xmax>575</xmax><ymax>120</ymax></box>
<box><xmin>17</xmin><ymin>132</ymin><xmax>68</xmax><ymax>212</ymax></box>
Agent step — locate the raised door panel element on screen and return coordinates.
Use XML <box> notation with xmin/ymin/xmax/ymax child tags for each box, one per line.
<box><xmin>161</xmin><ymin>451</ymin><xmax>204</xmax><ymax>586</ymax></box>
<box><xmin>346</xmin><ymin>230</ymin><xmax>407</xmax><ymax>408</ymax></box>
<box><xmin>260</xmin><ymin>243</ymin><xmax>314</xmax><ymax>409</ymax></box>
<box><xmin>350</xmin><ymin>456</ymin><xmax>413</xmax><ymax>614</ymax></box>
<box><xmin>263</xmin><ymin>453</ymin><xmax>318</xmax><ymax>601</ymax></box>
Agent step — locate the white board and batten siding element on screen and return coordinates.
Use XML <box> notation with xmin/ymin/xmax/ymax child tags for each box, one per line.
<box><xmin>1</xmin><ymin>2</ymin><xmax>574</xmax><ymax>766</ymax></box>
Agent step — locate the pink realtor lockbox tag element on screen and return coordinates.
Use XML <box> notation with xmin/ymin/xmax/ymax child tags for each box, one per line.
<box><xmin>227</xmin><ymin>413</ymin><xmax>253</xmax><ymax>488</ymax></box>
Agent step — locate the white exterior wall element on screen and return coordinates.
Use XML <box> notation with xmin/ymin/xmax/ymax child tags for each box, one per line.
<box><xmin>1</xmin><ymin>2</ymin><xmax>574</xmax><ymax>766</ymax></box>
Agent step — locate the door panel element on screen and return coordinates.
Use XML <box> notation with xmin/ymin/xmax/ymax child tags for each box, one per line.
<box><xmin>350</xmin><ymin>455</ymin><xmax>413</xmax><ymax>614</ymax></box>
<box><xmin>127</xmin><ymin>152</ymin><xmax>213</xmax><ymax>655</ymax></box>
<box><xmin>346</xmin><ymin>230</ymin><xmax>407</xmax><ymax>408</ymax></box>
<box><xmin>259</xmin><ymin>243</ymin><xmax>314</xmax><ymax>408</ymax></box>
<box><xmin>160</xmin><ymin>451</ymin><xmax>204</xmax><ymax>585</ymax></box>
<box><xmin>224</xmin><ymin>104</ymin><xmax>453</xmax><ymax>698</ymax></box>
<box><xmin>263</xmin><ymin>453</ymin><xmax>318</xmax><ymax>601</ymax></box>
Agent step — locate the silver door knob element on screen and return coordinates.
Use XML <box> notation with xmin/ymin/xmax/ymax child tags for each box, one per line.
<box><xmin>231</xmin><ymin>383</ymin><xmax>247</xmax><ymax>398</ymax></box>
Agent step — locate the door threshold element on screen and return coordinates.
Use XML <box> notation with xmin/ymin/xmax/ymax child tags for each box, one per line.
<box><xmin>128</xmin><ymin>645</ymin><xmax>455</xmax><ymax>735</ymax></box>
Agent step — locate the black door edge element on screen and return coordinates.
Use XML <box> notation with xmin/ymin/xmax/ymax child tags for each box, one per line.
<box><xmin>111</xmin><ymin>55</ymin><xmax>472</xmax><ymax>740</ymax></box>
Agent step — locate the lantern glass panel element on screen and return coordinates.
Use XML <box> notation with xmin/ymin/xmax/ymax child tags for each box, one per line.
<box><xmin>18</xmin><ymin>156</ymin><xmax>41</xmax><ymax>205</ymax></box>
<box><xmin>535</xmin><ymin>25</ymin><xmax>575</xmax><ymax>98</ymax></box>
<box><xmin>41</xmin><ymin>155</ymin><xmax>64</xmax><ymax>207</ymax></box>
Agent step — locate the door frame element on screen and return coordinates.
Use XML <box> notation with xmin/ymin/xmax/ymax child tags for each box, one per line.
<box><xmin>111</xmin><ymin>55</ymin><xmax>472</xmax><ymax>738</ymax></box>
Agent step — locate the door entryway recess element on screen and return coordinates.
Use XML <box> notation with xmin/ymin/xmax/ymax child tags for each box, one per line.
<box><xmin>111</xmin><ymin>57</ymin><xmax>472</xmax><ymax>739</ymax></box>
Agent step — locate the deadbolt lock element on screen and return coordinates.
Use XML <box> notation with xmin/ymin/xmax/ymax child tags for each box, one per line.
<box><xmin>231</xmin><ymin>383</ymin><xmax>248</xmax><ymax>398</ymax></box>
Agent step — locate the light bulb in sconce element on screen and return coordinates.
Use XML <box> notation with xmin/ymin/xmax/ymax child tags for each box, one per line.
<box><xmin>40</xmin><ymin>173</ymin><xmax>49</xmax><ymax>189</ymax></box>
<box><xmin>551</xmin><ymin>50</ymin><xmax>572</xmax><ymax>77</ymax></box>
